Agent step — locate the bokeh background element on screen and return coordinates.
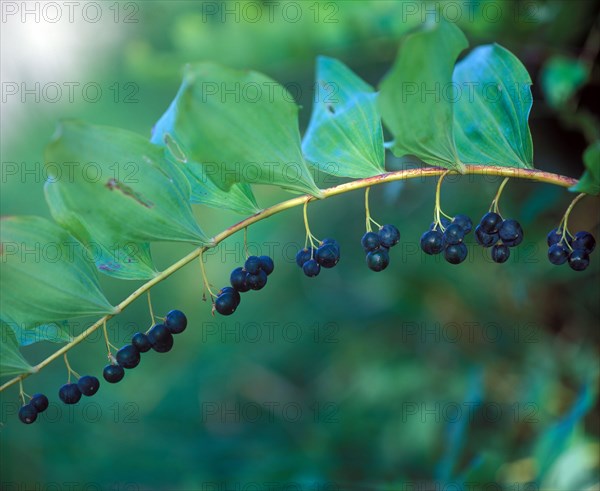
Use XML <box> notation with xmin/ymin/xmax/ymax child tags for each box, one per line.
<box><xmin>1</xmin><ymin>1</ymin><xmax>599</xmax><ymax>489</ymax></box>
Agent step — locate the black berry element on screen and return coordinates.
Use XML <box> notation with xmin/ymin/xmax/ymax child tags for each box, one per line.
<box><xmin>430</xmin><ymin>217</ymin><xmax>451</xmax><ymax>230</ymax></box>
<box><xmin>475</xmin><ymin>225</ymin><xmax>498</xmax><ymax>248</ymax></box>
<box><xmin>572</xmin><ymin>231</ymin><xmax>596</xmax><ymax>254</ymax></box>
<box><xmin>361</xmin><ymin>232</ymin><xmax>381</xmax><ymax>252</ymax></box>
<box><xmin>491</xmin><ymin>244</ymin><xmax>510</xmax><ymax>263</ymax></box>
<box><xmin>259</xmin><ymin>255</ymin><xmax>275</xmax><ymax>275</ymax></box>
<box><xmin>219</xmin><ymin>286</ymin><xmax>241</xmax><ymax>304</ymax></box>
<box><xmin>548</xmin><ymin>244</ymin><xmax>569</xmax><ymax>265</ymax></box>
<box><xmin>453</xmin><ymin>214</ymin><xmax>473</xmax><ymax>234</ymax></box>
<box><xmin>480</xmin><ymin>212</ymin><xmax>503</xmax><ymax>234</ymax></box>
<box><xmin>244</xmin><ymin>256</ymin><xmax>262</xmax><ymax>275</ymax></box>
<box><xmin>315</xmin><ymin>242</ymin><xmax>340</xmax><ymax>268</ymax></box>
<box><xmin>132</xmin><ymin>332</ymin><xmax>152</xmax><ymax>352</ymax></box>
<box><xmin>30</xmin><ymin>393</ymin><xmax>49</xmax><ymax>413</ymax></box>
<box><xmin>303</xmin><ymin>259</ymin><xmax>321</xmax><ymax>277</ymax></box>
<box><xmin>443</xmin><ymin>223</ymin><xmax>465</xmax><ymax>245</ymax></box>
<box><xmin>295</xmin><ymin>248</ymin><xmax>313</xmax><ymax>268</ymax></box>
<box><xmin>165</xmin><ymin>310</ymin><xmax>188</xmax><ymax>334</ymax></box>
<box><xmin>366</xmin><ymin>248</ymin><xmax>389</xmax><ymax>272</ymax></box>
<box><xmin>568</xmin><ymin>249</ymin><xmax>590</xmax><ymax>271</ymax></box>
<box><xmin>498</xmin><ymin>219</ymin><xmax>524</xmax><ymax>247</ymax></box>
<box><xmin>116</xmin><ymin>344</ymin><xmax>141</xmax><ymax>369</ymax></box>
<box><xmin>230</xmin><ymin>267</ymin><xmax>250</xmax><ymax>292</ymax></box>
<box><xmin>77</xmin><ymin>375</ymin><xmax>100</xmax><ymax>396</ymax></box>
<box><xmin>547</xmin><ymin>228</ymin><xmax>564</xmax><ymax>247</ymax></box>
<box><xmin>420</xmin><ymin>230</ymin><xmax>444</xmax><ymax>255</ymax></box>
<box><xmin>103</xmin><ymin>364</ymin><xmax>125</xmax><ymax>384</ymax></box>
<box><xmin>247</xmin><ymin>270</ymin><xmax>268</xmax><ymax>290</ymax></box>
<box><xmin>19</xmin><ymin>404</ymin><xmax>38</xmax><ymax>424</ymax></box>
<box><xmin>148</xmin><ymin>324</ymin><xmax>174</xmax><ymax>352</ymax></box>
<box><xmin>215</xmin><ymin>292</ymin><xmax>238</xmax><ymax>315</ymax></box>
<box><xmin>378</xmin><ymin>224</ymin><xmax>400</xmax><ymax>248</ymax></box>
<box><xmin>444</xmin><ymin>243</ymin><xmax>468</xmax><ymax>264</ymax></box>
<box><xmin>58</xmin><ymin>383</ymin><xmax>82</xmax><ymax>405</ymax></box>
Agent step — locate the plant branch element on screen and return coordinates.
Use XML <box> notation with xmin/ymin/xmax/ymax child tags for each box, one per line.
<box><xmin>0</xmin><ymin>165</ymin><xmax>585</xmax><ymax>393</ymax></box>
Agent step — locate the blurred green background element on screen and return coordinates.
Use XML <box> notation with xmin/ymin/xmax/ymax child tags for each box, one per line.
<box><xmin>1</xmin><ymin>1</ymin><xmax>599</xmax><ymax>489</ymax></box>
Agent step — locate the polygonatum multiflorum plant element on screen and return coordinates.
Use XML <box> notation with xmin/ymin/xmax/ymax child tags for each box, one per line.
<box><xmin>1</xmin><ymin>19</ymin><xmax>598</xmax><ymax>424</ymax></box>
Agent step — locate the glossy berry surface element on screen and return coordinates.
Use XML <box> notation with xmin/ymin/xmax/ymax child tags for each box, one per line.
<box><xmin>361</xmin><ymin>232</ymin><xmax>381</xmax><ymax>252</ymax></box>
<box><xmin>78</xmin><ymin>375</ymin><xmax>100</xmax><ymax>396</ymax></box>
<box><xmin>30</xmin><ymin>393</ymin><xmax>49</xmax><ymax>413</ymax></box>
<box><xmin>453</xmin><ymin>214</ymin><xmax>473</xmax><ymax>234</ymax></box>
<box><xmin>19</xmin><ymin>404</ymin><xmax>38</xmax><ymax>424</ymax></box>
<box><xmin>59</xmin><ymin>383</ymin><xmax>82</xmax><ymax>405</ymax></box>
<box><xmin>430</xmin><ymin>217</ymin><xmax>451</xmax><ymax>230</ymax></box>
<box><xmin>498</xmin><ymin>219</ymin><xmax>524</xmax><ymax>247</ymax></box>
<box><xmin>480</xmin><ymin>212</ymin><xmax>503</xmax><ymax>234</ymax></box>
<box><xmin>366</xmin><ymin>249</ymin><xmax>389</xmax><ymax>272</ymax></box>
<box><xmin>247</xmin><ymin>270</ymin><xmax>268</xmax><ymax>290</ymax></box>
<box><xmin>215</xmin><ymin>292</ymin><xmax>238</xmax><ymax>315</ymax></box>
<box><xmin>444</xmin><ymin>243</ymin><xmax>468</xmax><ymax>264</ymax></box>
<box><xmin>568</xmin><ymin>249</ymin><xmax>590</xmax><ymax>271</ymax></box>
<box><xmin>546</xmin><ymin>228</ymin><xmax>564</xmax><ymax>247</ymax></box>
<box><xmin>548</xmin><ymin>244</ymin><xmax>569</xmax><ymax>265</ymax></box>
<box><xmin>572</xmin><ymin>231</ymin><xmax>596</xmax><ymax>253</ymax></box>
<box><xmin>420</xmin><ymin>230</ymin><xmax>444</xmax><ymax>255</ymax></box>
<box><xmin>103</xmin><ymin>364</ymin><xmax>125</xmax><ymax>383</ymax></box>
<box><xmin>303</xmin><ymin>259</ymin><xmax>321</xmax><ymax>277</ymax></box>
<box><xmin>165</xmin><ymin>310</ymin><xmax>188</xmax><ymax>334</ymax></box>
<box><xmin>295</xmin><ymin>249</ymin><xmax>313</xmax><ymax>268</ymax></box>
<box><xmin>148</xmin><ymin>324</ymin><xmax>174</xmax><ymax>352</ymax></box>
<box><xmin>116</xmin><ymin>344</ymin><xmax>140</xmax><ymax>369</ymax></box>
<box><xmin>220</xmin><ymin>286</ymin><xmax>241</xmax><ymax>304</ymax></box>
<box><xmin>132</xmin><ymin>332</ymin><xmax>152</xmax><ymax>352</ymax></box>
<box><xmin>259</xmin><ymin>255</ymin><xmax>275</xmax><ymax>275</ymax></box>
<box><xmin>378</xmin><ymin>224</ymin><xmax>400</xmax><ymax>248</ymax></box>
<box><xmin>244</xmin><ymin>256</ymin><xmax>262</xmax><ymax>274</ymax></box>
<box><xmin>443</xmin><ymin>223</ymin><xmax>465</xmax><ymax>245</ymax></box>
<box><xmin>475</xmin><ymin>225</ymin><xmax>498</xmax><ymax>248</ymax></box>
<box><xmin>230</xmin><ymin>267</ymin><xmax>250</xmax><ymax>292</ymax></box>
<box><xmin>316</xmin><ymin>242</ymin><xmax>340</xmax><ymax>269</ymax></box>
<box><xmin>491</xmin><ymin>244</ymin><xmax>510</xmax><ymax>263</ymax></box>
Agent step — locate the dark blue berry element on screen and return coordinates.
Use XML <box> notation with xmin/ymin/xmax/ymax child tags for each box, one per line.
<box><xmin>303</xmin><ymin>259</ymin><xmax>320</xmax><ymax>277</ymax></box>
<box><xmin>499</xmin><ymin>219</ymin><xmax>524</xmax><ymax>247</ymax></box>
<box><xmin>116</xmin><ymin>344</ymin><xmax>140</xmax><ymax>369</ymax></box>
<box><xmin>572</xmin><ymin>231</ymin><xmax>596</xmax><ymax>254</ymax></box>
<box><xmin>378</xmin><ymin>224</ymin><xmax>400</xmax><ymax>248</ymax></box>
<box><xmin>444</xmin><ymin>243</ymin><xmax>468</xmax><ymax>264</ymax></box>
<box><xmin>165</xmin><ymin>309</ymin><xmax>187</xmax><ymax>334</ymax></box>
<box><xmin>103</xmin><ymin>364</ymin><xmax>125</xmax><ymax>383</ymax></box>
<box><xmin>30</xmin><ymin>393</ymin><xmax>48</xmax><ymax>413</ymax></box>
<box><xmin>491</xmin><ymin>244</ymin><xmax>510</xmax><ymax>263</ymax></box>
<box><xmin>230</xmin><ymin>267</ymin><xmax>250</xmax><ymax>293</ymax></box>
<box><xmin>430</xmin><ymin>217</ymin><xmax>451</xmax><ymax>230</ymax></box>
<box><xmin>321</xmin><ymin>238</ymin><xmax>337</xmax><ymax>245</ymax></box>
<box><xmin>132</xmin><ymin>332</ymin><xmax>152</xmax><ymax>352</ymax></box>
<box><xmin>568</xmin><ymin>249</ymin><xmax>590</xmax><ymax>271</ymax></box>
<box><xmin>244</xmin><ymin>256</ymin><xmax>262</xmax><ymax>274</ymax></box>
<box><xmin>59</xmin><ymin>383</ymin><xmax>82</xmax><ymax>405</ymax></box>
<box><xmin>219</xmin><ymin>286</ymin><xmax>241</xmax><ymax>305</ymax></box>
<box><xmin>247</xmin><ymin>270</ymin><xmax>268</xmax><ymax>290</ymax></box>
<box><xmin>443</xmin><ymin>223</ymin><xmax>465</xmax><ymax>245</ymax></box>
<box><xmin>258</xmin><ymin>256</ymin><xmax>275</xmax><ymax>275</ymax></box>
<box><xmin>148</xmin><ymin>324</ymin><xmax>174</xmax><ymax>352</ymax></box>
<box><xmin>480</xmin><ymin>212</ymin><xmax>503</xmax><ymax>234</ymax></box>
<box><xmin>420</xmin><ymin>230</ymin><xmax>444</xmax><ymax>255</ymax></box>
<box><xmin>316</xmin><ymin>243</ymin><xmax>340</xmax><ymax>268</ymax></box>
<box><xmin>295</xmin><ymin>248</ymin><xmax>313</xmax><ymax>268</ymax></box>
<box><xmin>19</xmin><ymin>404</ymin><xmax>38</xmax><ymax>424</ymax></box>
<box><xmin>475</xmin><ymin>225</ymin><xmax>498</xmax><ymax>248</ymax></box>
<box><xmin>215</xmin><ymin>292</ymin><xmax>238</xmax><ymax>315</ymax></box>
<box><xmin>547</xmin><ymin>228</ymin><xmax>564</xmax><ymax>247</ymax></box>
<box><xmin>366</xmin><ymin>248</ymin><xmax>390</xmax><ymax>272</ymax></box>
<box><xmin>452</xmin><ymin>214</ymin><xmax>473</xmax><ymax>234</ymax></box>
<box><xmin>77</xmin><ymin>375</ymin><xmax>100</xmax><ymax>396</ymax></box>
<box><xmin>361</xmin><ymin>232</ymin><xmax>381</xmax><ymax>252</ymax></box>
<box><xmin>548</xmin><ymin>244</ymin><xmax>569</xmax><ymax>265</ymax></box>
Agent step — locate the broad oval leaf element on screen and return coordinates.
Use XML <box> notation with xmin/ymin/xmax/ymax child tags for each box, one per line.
<box><xmin>0</xmin><ymin>322</ymin><xmax>32</xmax><ymax>378</ymax></box>
<box><xmin>45</xmin><ymin>121</ymin><xmax>208</xmax><ymax>246</ymax></box>
<box><xmin>4</xmin><ymin>320</ymin><xmax>73</xmax><ymax>347</ymax></box>
<box><xmin>302</xmin><ymin>56</ymin><xmax>385</xmax><ymax>178</ymax></box>
<box><xmin>453</xmin><ymin>44</ymin><xmax>534</xmax><ymax>169</ymax></box>
<box><xmin>379</xmin><ymin>19</ymin><xmax>468</xmax><ymax>171</ymax></box>
<box><xmin>0</xmin><ymin>216</ymin><xmax>116</xmax><ymax>327</ymax></box>
<box><xmin>570</xmin><ymin>141</ymin><xmax>600</xmax><ymax>196</ymax></box>
<box><xmin>153</xmin><ymin>62</ymin><xmax>322</xmax><ymax>197</ymax></box>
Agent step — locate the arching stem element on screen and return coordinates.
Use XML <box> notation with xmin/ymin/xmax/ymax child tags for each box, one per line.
<box><xmin>490</xmin><ymin>178</ymin><xmax>510</xmax><ymax>214</ymax></box>
<box><xmin>364</xmin><ymin>187</ymin><xmax>382</xmax><ymax>232</ymax></box>
<box><xmin>558</xmin><ymin>193</ymin><xmax>587</xmax><ymax>249</ymax></box>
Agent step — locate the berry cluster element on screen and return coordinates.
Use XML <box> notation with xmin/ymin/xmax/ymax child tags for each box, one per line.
<box><xmin>420</xmin><ymin>214</ymin><xmax>473</xmax><ymax>264</ymax></box>
<box><xmin>103</xmin><ymin>310</ymin><xmax>187</xmax><ymax>383</ymax></box>
<box><xmin>295</xmin><ymin>239</ymin><xmax>340</xmax><ymax>277</ymax></box>
<box><xmin>547</xmin><ymin>228</ymin><xmax>596</xmax><ymax>271</ymax></box>
<box><xmin>58</xmin><ymin>374</ymin><xmax>100</xmax><ymax>405</ymax></box>
<box><xmin>215</xmin><ymin>255</ymin><xmax>275</xmax><ymax>316</ymax></box>
<box><xmin>361</xmin><ymin>224</ymin><xmax>400</xmax><ymax>272</ymax></box>
<box><xmin>474</xmin><ymin>212</ymin><xmax>524</xmax><ymax>263</ymax></box>
<box><xmin>18</xmin><ymin>393</ymin><xmax>49</xmax><ymax>424</ymax></box>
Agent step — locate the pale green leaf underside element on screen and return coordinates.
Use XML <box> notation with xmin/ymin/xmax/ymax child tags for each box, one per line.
<box><xmin>302</xmin><ymin>56</ymin><xmax>385</xmax><ymax>179</ymax></box>
<box><xmin>7</xmin><ymin>320</ymin><xmax>73</xmax><ymax>347</ymax></box>
<box><xmin>0</xmin><ymin>323</ymin><xmax>32</xmax><ymax>378</ymax></box>
<box><xmin>156</xmin><ymin>62</ymin><xmax>322</xmax><ymax>197</ymax></box>
<box><xmin>44</xmin><ymin>121</ymin><xmax>208</xmax><ymax>247</ymax></box>
<box><xmin>0</xmin><ymin>216</ymin><xmax>115</xmax><ymax>327</ymax></box>
<box><xmin>570</xmin><ymin>141</ymin><xmax>600</xmax><ymax>196</ymax></box>
<box><xmin>453</xmin><ymin>44</ymin><xmax>534</xmax><ymax>168</ymax></box>
<box><xmin>379</xmin><ymin>19</ymin><xmax>468</xmax><ymax>171</ymax></box>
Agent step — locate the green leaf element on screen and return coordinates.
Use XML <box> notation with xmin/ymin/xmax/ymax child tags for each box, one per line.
<box><xmin>5</xmin><ymin>320</ymin><xmax>73</xmax><ymax>347</ymax></box>
<box><xmin>0</xmin><ymin>323</ymin><xmax>32</xmax><ymax>378</ymax></box>
<box><xmin>152</xmin><ymin>62</ymin><xmax>322</xmax><ymax>197</ymax></box>
<box><xmin>45</xmin><ymin>182</ymin><xmax>159</xmax><ymax>280</ymax></box>
<box><xmin>541</xmin><ymin>56</ymin><xmax>589</xmax><ymax>108</ymax></box>
<box><xmin>570</xmin><ymin>141</ymin><xmax>600</xmax><ymax>196</ymax></box>
<box><xmin>302</xmin><ymin>56</ymin><xmax>385</xmax><ymax>178</ymax></box>
<box><xmin>452</xmin><ymin>44</ymin><xmax>534</xmax><ymax>168</ymax></box>
<box><xmin>45</xmin><ymin>121</ymin><xmax>209</xmax><ymax>247</ymax></box>
<box><xmin>379</xmin><ymin>19</ymin><xmax>468</xmax><ymax>171</ymax></box>
<box><xmin>0</xmin><ymin>216</ymin><xmax>116</xmax><ymax>327</ymax></box>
